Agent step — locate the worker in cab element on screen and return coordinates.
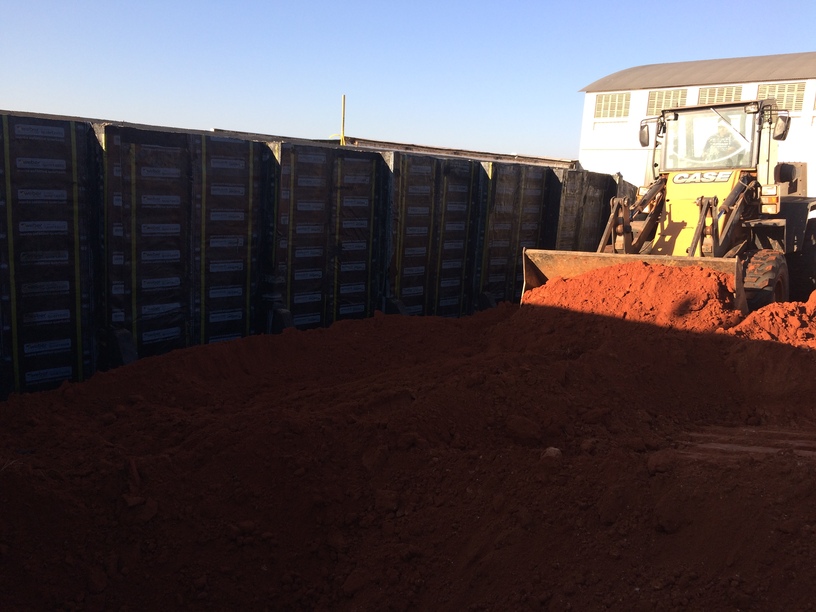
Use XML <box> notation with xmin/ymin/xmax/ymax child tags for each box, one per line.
<box><xmin>703</xmin><ymin>121</ymin><xmax>740</xmax><ymax>161</ymax></box>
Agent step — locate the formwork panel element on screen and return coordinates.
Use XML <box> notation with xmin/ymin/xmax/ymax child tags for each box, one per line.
<box><xmin>0</xmin><ymin>115</ymin><xmax>97</xmax><ymax>395</ymax></box>
<box><xmin>192</xmin><ymin>135</ymin><xmax>263</xmax><ymax>344</ymax></box>
<box><xmin>100</xmin><ymin>125</ymin><xmax>193</xmax><ymax>359</ymax></box>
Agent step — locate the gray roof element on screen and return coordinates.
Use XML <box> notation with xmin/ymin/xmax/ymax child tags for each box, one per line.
<box><xmin>582</xmin><ymin>52</ymin><xmax>816</xmax><ymax>93</ymax></box>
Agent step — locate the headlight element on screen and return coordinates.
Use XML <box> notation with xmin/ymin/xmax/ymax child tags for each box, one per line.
<box><xmin>761</xmin><ymin>184</ymin><xmax>779</xmax><ymax>196</ymax></box>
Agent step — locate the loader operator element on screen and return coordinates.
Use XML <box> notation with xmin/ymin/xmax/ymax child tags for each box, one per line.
<box><xmin>703</xmin><ymin>121</ymin><xmax>740</xmax><ymax>161</ymax></box>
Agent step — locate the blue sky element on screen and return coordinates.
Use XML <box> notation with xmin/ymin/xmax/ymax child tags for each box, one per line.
<box><xmin>2</xmin><ymin>0</ymin><xmax>815</xmax><ymax>159</ymax></box>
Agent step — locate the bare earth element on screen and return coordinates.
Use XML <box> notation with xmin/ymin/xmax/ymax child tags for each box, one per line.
<box><xmin>4</xmin><ymin>262</ymin><xmax>816</xmax><ymax>611</ymax></box>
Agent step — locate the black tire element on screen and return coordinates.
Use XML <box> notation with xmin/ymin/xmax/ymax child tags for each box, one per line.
<box><xmin>742</xmin><ymin>249</ymin><xmax>789</xmax><ymax>311</ymax></box>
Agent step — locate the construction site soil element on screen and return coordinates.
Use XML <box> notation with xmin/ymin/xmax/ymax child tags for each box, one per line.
<box><xmin>5</xmin><ymin>261</ymin><xmax>816</xmax><ymax>611</ymax></box>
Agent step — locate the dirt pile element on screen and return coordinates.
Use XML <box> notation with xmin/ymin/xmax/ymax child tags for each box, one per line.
<box><xmin>4</xmin><ymin>262</ymin><xmax>816</xmax><ymax>610</ymax></box>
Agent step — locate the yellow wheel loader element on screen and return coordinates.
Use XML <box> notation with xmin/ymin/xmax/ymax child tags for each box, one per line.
<box><xmin>522</xmin><ymin>99</ymin><xmax>816</xmax><ymax>312</ymax></box>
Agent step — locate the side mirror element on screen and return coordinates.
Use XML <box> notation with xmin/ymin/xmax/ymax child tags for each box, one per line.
<box><xmin>773</xmin><ymin>115</ymin><xmax>791</xmax><ymax>141</ymax></box>
<box><xmin>639</xmin><ymin>123</ymin><xmax>650</xmax><ymax>148</ymax></box>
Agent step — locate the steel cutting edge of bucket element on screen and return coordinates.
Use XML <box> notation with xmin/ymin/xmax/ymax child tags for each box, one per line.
<box><xmin>521</xmin><ymin>248</ymin><xmax>740</xmax><ymax>303</ymax></box>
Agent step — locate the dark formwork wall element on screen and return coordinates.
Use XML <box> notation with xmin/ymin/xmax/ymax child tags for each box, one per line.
<box><xmin>0</xmin><ymin>110</ymin><xmax>618</xmax><ymax>397</ymax></box>
<box><xmin>0</xmin><ymin>117</ymin><xmax>98</xmax><ymax>397</ymax></box>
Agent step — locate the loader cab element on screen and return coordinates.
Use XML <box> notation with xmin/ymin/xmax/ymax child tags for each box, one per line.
<box><xmin>640</xmin><ymin>100</ymin><xmax>790</xmax><ymax>183</ymax></box>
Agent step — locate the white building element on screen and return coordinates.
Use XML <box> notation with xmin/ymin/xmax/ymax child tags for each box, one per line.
<box><xmin>578</xmin><ymin>52</ymin><xmax>816</xmax><ymax>195</ymax></box>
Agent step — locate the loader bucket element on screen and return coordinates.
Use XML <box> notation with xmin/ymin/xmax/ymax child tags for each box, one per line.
<box><xmin>521</xmin><ymin>248</ymin><xmax>745</xmax><ymax>311</ymax></box>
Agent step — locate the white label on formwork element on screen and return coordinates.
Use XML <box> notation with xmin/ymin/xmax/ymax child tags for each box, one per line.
<box><xmin>113</xmin><ymin>223</ymin><xmax>124</xmax><ymax>237</ymax></box>
<box><xmin>448</xmin><ymin>184</ymin><xmax>469</xmax><ymax>193</ymax></box>
<box><xmin>298</xmin><ymin>153</ymin><xmax>326</xmax><ymax>164</ymax></box>
<box><xmin>408</xmin><ymin>185</ymin><xmax>431</xmax><ymax>195</ymax></box>
<box><xmin>15</xmin><ymin>124</ymin><xmax>65</xmax><ymax>140</ymax></box>
<box><xmin>525</xmin><ymin>189</ymin><xmax>542</xmax><ymax>197</ymax></box>
<box><xmin>340</xmin><ymin>262</ymin><xmax>365</xmax><ymax>273</ymax></box>
<box><xmin>490</xmin><ymin>257</ymin><xmax>509</xmax><ymax>266</ymax></box>
<box><xmin>493</xmin><ymin>222</ymin><xmax>512</xmax><ymax>231</ymax></box>
<box><xmin>209</xmin><ymin>286</ymin><xmax>243</xmax><ymax>299</ymax></box>
<box><xmin>23</xmin><ymin>309</ymin><xmax>71</xmax><ymax>325</ymax></box>
<box><xmin>208</xmin><ymin>333</ymin><xmax>242</xmax><ymax>343</ymax></box>
<box><xmin>211</xmin><ymin>157</ymin><xmax>246</xmax><ymax>170</ymax></box>
<box><xmin>295</xmin><ymin>247</ymin><xmax>323</xmax><ymax>258</ymax></box>
<box><xmin>410</xmin><ymin>164</ymin><xmax>432</xmax><ymax>175</ymax></box>
<box><xmin>294</xmin><ymin>313</ymin><xmax>321</xmax><ymax>326</ymax></box>
<box><xmin>280</xmin><ymin>189</ymin><xmax>290</xmax><ymax>200</ymax></box>
<box><xmin>142</xmin><ymin>327</ymin><xmax>181</xmax><ymax>343</ymax></box>
<box><xmin>142</xmin><ymin>195</ymin><xmax>181</xmax><ymax>207</ymax></box>
<box><xmin>142</xmin><ymin>303</ymin><xmax>181</xmax><ymax>318</ymax></box>
<box><xmin>495</xmin><ymin>204</ymin><xmax>513</xmax><ymax>214</ymax></box>
<box><xmin>296</xmin><ymin>224</ymin><xmax>323</xmax><ymax>234</ymax></box>
<box><xmin>113</xmin><ymin>164</ymin><xmax>122</xmax><ymax>177</ymax></box>
<box><xmin>339</xmin><ymin>304</ymin><xmax>365</xmax><ymax>315</ymax></box>
<box><xmin>22</xmin><ymin>280</ymin><xmax>70</xmax><ymax>295</ymax></box>
<box><xmin>344</xmin><ymin>197</ymin><xmax>368</xmax><ymax>207</ymax></box>
<box><xmin>442</xmin><ymin>260</ymin><xmax>462</xmax><ymax>269</ymax></box>
<box><xmin>111</xmin><ymin>252</ymin><xmax>125</xmax><ymax>265</ymax></box>
<box><xmin>211</xmin><ymin>211</ymin><xmax>245</xmax><ymax>222</ymax></box>
<box><xmin>211</xmin><ymin>184</ymin><xmax>246</xmax><ymax>197</ymax></box>
<box><xmin>113</xmin><ymin>193</ymin><xmax>123</xmax><ymax>207</ymax></box>
<box><xmin>16</xmin><ymin>158</ymin><xmax>66</xmax><ymax>172</ymax></box>
<box><xmin>141</xmin><ymin>167</ymin><xmax>181</xmax><ymax>179</ymax></box>
<box><xmin>142</xmin><ymin>223</ymin><xmax>181</xmax><ymax>236</ymax></box>
<box><xmin>342</xmin><ymin>219</ymin><xmax>367</xmax><ymax>230</ymax></box>
<box><xmin>445</xmin><ymin>222</ymin><xmax>466</xmax><ymax>232</ymax></box>
<box><xmin>447</xmin><ymin>203</ymin><xmax>468</xmax><ymax>213</ymax></box>
<box><xmin>297</xmin><ymin>177</ymin><xmax>325</xmax><ymax>188</ymax></box>
<box><xmin>297</xmin><ymin>201</ymin><xmax>325</xmax><ymax>212</ymax></box>
<box><xmin>111</xmin><ymin>309</ymin><xmax>125</xmax><ymax>323</ymax></box>
<box><xmin>25</xmin><ymin>366</ymin><xmax>72</xmax><ymax>385</ymax></box>
<box><xmin>408</xmin><ymin>206</ymin><xmax>429</xmax><ymax>216</ymax></box>
<box><xmin>522</xmin><ymin>222</ymin><xmax>538</xmax><ymax>231</ymax></box>
<box><xmin>280</xmin><ymin>215</ymin><xmax>289</xmax><ymax>226</ymax></box>
<box><xmin>210</xmin><ymin>262</ymin><xmax>243</xmax><ymax>273</ymax></box>
<box><xmin>142</xmin><ymin>277</ymin><xmax>180</xmax><ymax>290</ymax></box>
<box><xmin>24</xmin><ymin>339</ymin><xmax>72</xmax><ymax>356</ymax></box>
<box><xmin>439</xmin><ymin>297</ymin><xmax>459</xmax><ymax>307</ymax></box>
<box><xmin>443</xmin><ymin>240</ymin><xmax>463</xmax><ymax>250</ymax></box>
<box><xmin>489</xmin><ymin>274</ymin><xmax>506</xmax><ymax>283</ymax></box>
<box><xmin>19</xmin><ymin>251</ymin><xmax>69</xmax><ymax>264</ymax></box>
<box><xmin>404</xmin><ymin>247</ymin><xmax>426</xmax><ymax>257</ymax></box>
<box><xmin>340</xmin><ymin>283</ymin><xmax>365</xmax><ymax>295</ymax></box>
<box><xmin>142</xmin><ymin>145</ymin><xmax>181</xmax><ymax>154</ymax></box>
<box><xmin>142</xmin><ymin>250</ymin><xmax>180</xmax><ymax>263</ymax></box>
<box><xmin>406</xmin><ymin>304</ymin><xmax>423</xmax><ymax>315</ymax></box>
<box><xmin>19</xmin><ymin>221</ymin><xmax>68</xmax><ymax>234</ymax></box>
<box><xmin>18</xmin><ymin>189</ymin><xmax>68</xmax><ymax>202</ymax></box>
<box><xmin>209</xmin><ymin>310</ymin><xmax>242</xmax><ymax>323</ymax></box>
<box><xmin>111</xmin><ymin>282</ymin><xmax>125</xmax><ymax>295</ymax></box>
<box><xmin>519</xmin><ymin>240</ymin><xmax>535</xmax><ymax>248</ymax></box>
<box><xmin>403</xmin><ymin>266</ymin><xmax>425</xmax><ymax>276</ymax></box>
<box><xmin>294</xmin><ymin>270</ymin><xmax>323</xmax><ymax>281</ymax></box>
<box><xmin>344</xmin><ymin>174</ymin><xmax>370</xmax><ymax>185</ymax></box>
<box><xmin>497</xmin><ymin>186</ymin><xmax>514</xmax><ymax>195</ymax></box>
<box><xmin>293</xmin><ymin>292</ymin><xmax>321</xmax><ymax>304</ymax></box>
<box><xmin>210</xmin><ymin>236</ymin><xmax>244</xmax><ymax>248</ymax></box>
<box><xmin>342</xmin><ymin>241</ymin><xmax>367</xmax><ymax>252</ymax></box>
<box><xmin>406</xmin><ymin>226</ymin><xmax>428</xmax><ymax>236</ymax></box>
<box><xmin>401</xmin><ymin>286</ymin><xmax>424</xmax><ymax>297</ymax></box>
<box><xmin>490</xmin><ymin>240</ymin><xmax>510</xmax><ymax>249</ymax></box>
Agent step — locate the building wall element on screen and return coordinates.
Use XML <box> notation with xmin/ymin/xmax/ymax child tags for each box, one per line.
<box><xmin>578</xmin><ymin>79</ymin><xmax>816</xmax><ymax>195</ymax></box>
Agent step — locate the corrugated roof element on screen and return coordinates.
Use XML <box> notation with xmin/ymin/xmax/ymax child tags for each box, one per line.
<box><xmin>582</xmin><ymin>52</ymin><xmax>816</xmax><ymax>93</ymax></box>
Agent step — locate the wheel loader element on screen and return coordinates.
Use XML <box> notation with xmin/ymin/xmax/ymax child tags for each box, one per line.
<box><xmin>522</xmin><ymin>99</ymin><xmax>816</xmax><ymax>312</ymax></box>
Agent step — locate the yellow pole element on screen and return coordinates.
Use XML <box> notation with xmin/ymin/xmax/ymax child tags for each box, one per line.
<box><xmin>341</xmin><ymin>94</ymin><xmax>346</xmax><ymax>146</ymax></box>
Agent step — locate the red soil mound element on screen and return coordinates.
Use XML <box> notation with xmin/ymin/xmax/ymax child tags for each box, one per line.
<box><xmin>4</xmin><ymin>263</ymin><xmax>816</xmax><ymax>610</ymax></box>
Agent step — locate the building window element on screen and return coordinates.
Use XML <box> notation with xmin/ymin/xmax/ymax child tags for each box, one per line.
<box><xmin>758</xmin><ymin>82</ymin><xmax>806</xmax><ymax>112</ymax></box>
<box><xmin>647</xmin><ymin>89</ymin><xmax>687</xmax><ymax>116</ymax></box>
<box><xmin>698</xmin><ymin>86</ymin><xmax>742</xmax><ymax>105</ymax></box>
<box><xmin>594</xmin><ymin>93</ymin><xmax>630</xmax><ymax>118</ymax></box>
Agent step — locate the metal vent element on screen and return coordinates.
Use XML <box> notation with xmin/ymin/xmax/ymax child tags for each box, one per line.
<box><xmin>594</xmin><ymin>93</ymin><xmax>630</xmax><ymax>118</ymax></box>
<box><xmin>647</xmin><ymin>89</ymin><xmax>688</xmax><ymax>116</ymax></box>
<box><xmin>698</xmin><ymin>86</ymin><xmax>742</xmax><ymax>104</ymax></box>
<box><xmin>758</xmin><ymin>82</ymin><xmax>806</xmax><ymax>111</ymax></box>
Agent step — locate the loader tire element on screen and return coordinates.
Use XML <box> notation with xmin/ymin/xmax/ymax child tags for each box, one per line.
<box><xmin>742</xmin><ymin>249</ymin><xmax>789</xmax><ymax>311</ymax></box>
